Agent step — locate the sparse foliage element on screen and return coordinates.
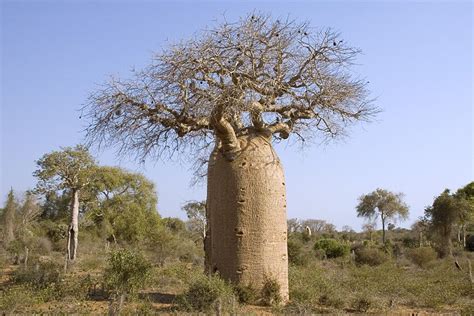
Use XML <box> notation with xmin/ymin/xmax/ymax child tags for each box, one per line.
<box><xmin>182</xmin><ymin>201</ymin><xmax>207</xmax><ymax>241</ymax></box>
<box><xmin>84</xmin><ymin>13</ymin><xmax>376</xmax><ymax>164</ymax></box>
<box><xmin>34</xmin><ymin>145</ymin><xmax>96</xmax><ymax>261</ymax></box>
<box><xmin>104</xmin><ymin>249</ymin><xmax>152</xmax><ymax>313</ymax></box>
<box><xmin>2</xmin><ymin>189</ymin><xmax>18</xmax><ymax>246</ymax></box>
<box><xmin>356</xmin><ymin>189</ymin><xmax>409</xmax><ymax>244</ymax></box>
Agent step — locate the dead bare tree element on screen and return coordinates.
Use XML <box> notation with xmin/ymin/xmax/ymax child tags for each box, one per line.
<box><xmin>84</xmin><ymin>13</ymin><xmax>377</xmax><ymax>301</ymax></box>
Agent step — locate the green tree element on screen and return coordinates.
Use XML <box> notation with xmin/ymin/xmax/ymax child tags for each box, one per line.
<box><xmin>356</xmin><ymin>188</ymin><xmax>409</xmax><ymax>244</ymax></box>
<box><xmin>424</xmin><ymin>189</ymin><xmax>470</xmax><ymax>257</ymax></box>
<box><xmin>454</xmin><ymin>182</ymin><xmax>474</xmax><ymax>247</ymax></box>
<box><xmin>182</xmin><ymin>200</ymin><xmax>207</xmax><ymax>241</ymax></box>
<box><xmin>1</xmin><ymin>188</ymin><xmax>18</xmax><ymax>246</ymax></box>
<box><xmin>34</xmin><ymin>145</ymin><xmax>96</xmax><ymax>261</ymax></box>
<box><xmin>16</xmin><ymin>191</ymin><xmax>42</xmax><ymax>267</ymax></box>
<box><xmin>84</xmin><ymin>13</ymin><xmax>377</xmax><ymax>300</ymax></box>
<box><xmin>104</xmin><ymin>249</ymin><xmax>152</xmax><ymax>314</ymax></box>
<box><xmin>87</xmin><ymin>166</ymin><xmax>160</xmax><ymax>244</ymax></box>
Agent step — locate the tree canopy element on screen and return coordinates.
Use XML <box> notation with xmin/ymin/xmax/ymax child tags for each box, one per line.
<box><xmin>84</xmin><ymin>13</ymin><xmax>377</xmax><ymax>162</ymax></box>
<box><xmin>424</xmin><ymin>189</ymin><xmax>470</xmax><ymax>256</ymax></box>
<box><xmin>356</xmin><ymin>188</ymin><xmax>409</xmax><ymax>243</ymax></box>
<box><xmin>87</xmin><ymin>166</ymin><xmax>160</xmax><ymax>244</ymax></box>
<box><xmin>34</xmin><ymin>145</ymin><xmax>96</xmax><ymax>193</ymax></box>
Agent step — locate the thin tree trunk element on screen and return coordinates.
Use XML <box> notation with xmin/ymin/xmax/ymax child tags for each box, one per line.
<box><xmin>468</xmin><ymin>259</ymin><xmax>473</xmax><ymax>289</ymax></box>
<box><xmin>381</xmin><ymin>216</ymin><xmax>386</xmax><ymax>245</ymax></box>
<box><xmin>463</xmin><ymin>225</ymin><xmax>467</xmax><ymax>248</ymax></box>
<box><xmin>67</xmin><ymin>189</ymin><xmax>80</xmax><ymax>261</ymax></box>
<box><xmin>118</xmin><ymin>293</ymin><xmax>125</xmax><ymax>313</ymax></box>
<box><xmin>24</xmin><ymin>247</ymin><xmax>29</xmax><ymax>268</ymax></box>
<box><xmin>419</xmin><ymin>231</ymin><xmax>423</xmax><ymax>247</ymax></box>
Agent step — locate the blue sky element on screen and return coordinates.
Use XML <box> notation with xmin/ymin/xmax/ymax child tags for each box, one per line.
<box><xmin>1</xmin><ymin>1</ymin><xmax>472</xmax><ymax>230</ymax></box>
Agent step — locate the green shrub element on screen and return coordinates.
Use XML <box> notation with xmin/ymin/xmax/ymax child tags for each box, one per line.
<box><xmin>234</xmin><ymin>283</ymin><xmax>258</xmax><ymax>304</ymax></box>
<box><xmin>402</xmin><ymin>236</ymin><xmax>418</xmax><ymax>248</ymax></box>
<box><xmin>12</xmin><ymin>261</ymin><xmax>62</xmax><ymax>290</ymax></box>
<box><xmin>352</xmin><ymin>296</ymin><xmax>372</xmax><ymax>312</ymax></box>
<box><xmin>176</xmin><ymin>275</ymin><xmax>237</xmax><ymax>313</ymax></box>
<box><xmin>60</xmin><ymin>273</ymin><xmax>97</xmax><ymax>300</ymax></box>
<box><xmin>318</xmin><ymin>293</ymin><xmax>344</xmax><ymax>309</ymax></box>
<box><xmin>288</xmin><ymin>239</ymin><xmax>309</xmax><ymax>265</ymax></box>
<box><xmin>406</xmin><ymin>247</ymin><xmax>437</xmax><ymax>268</ymax></box>
<box><xmin>261</xmin><ymin>277</ymin><xmax>282</xmax><ymax>306</ymax></box>
<box><xmin>104</xmin><ymin>249</ymin><xmax>152</xmax><ymax>297</ymax></box>
<box><xmin>354</xmin><ymin>247</ymin><xmax>389</xmax><ymax>266</ymax></box>
<box><xmin>0</xmin><ymin>285</ymin><xmax>39</xmax><ymax>313</ymax></box>
<box><xmin>314</xmin><ymin>239</ymin><xmax>350</xmax><ymax>259</ymax></box>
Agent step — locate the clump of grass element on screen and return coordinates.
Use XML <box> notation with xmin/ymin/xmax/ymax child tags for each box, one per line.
<box><xmin>234</xmin><ymin>283</ymin><xmax>258</xmax><ymax>304</ymax></box>
<box><xmin>0</xmin><ymin>285</ymin><xmax>39</xmax><ymax>313</ymax></box>
<box><xmin>354</xmin><ymin>247</ymin><xmax>389</xmax><ymax>266</ymax></box>
<box><xmin>175</xmin><ymin>274</ymin><xmax>237</xmax><ymax>313</ymax></box>
<box><xmin>261</xmin><ymin>277</ymin><xmax>282</xmax><ymax>306</ymax></box>
<box><xmin>406</xmin><ymin>247</ymin><xmax>437</xmax><ymax>268</ymax></box>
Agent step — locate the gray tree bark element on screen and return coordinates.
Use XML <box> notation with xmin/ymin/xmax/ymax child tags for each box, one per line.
<box><xmin>67</xmin><ymin>189</ymin><xmax>79</xmax><ymax>261</ymax></box>
<box><xmin>207</xmin><ymin>132</ymin><xmax>289</xmax><ymax>302</ymax></box>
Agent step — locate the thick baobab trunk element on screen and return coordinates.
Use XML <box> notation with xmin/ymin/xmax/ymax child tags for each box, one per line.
<box><xmin>207</xmin><ymin>133</ymin><xmax>289</xmax><ymax>302</ymax></box>
<box><xmin>67</xmin><ymin>189</ymin><xmax>79</xmax><ymax>261</ymax></box>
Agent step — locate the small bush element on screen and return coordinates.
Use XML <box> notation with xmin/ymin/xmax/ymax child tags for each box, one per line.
<box><xmin>406</xmin><ymin>247</ymin><xmax>437</xmax><ymax>268</ymax></box>
<box><xmin>34</xmin><ymin>237</ymin><xmax>52</xmax><ymax>255</ymax></box>
<box><xmin>12</xmin><ymin>261</ymin><xmax>62</xmax><ymax>290</ymax></box>
<box><xmin>318</xmin><ymin>293</ymin><xmax>344</xmax><ymax>309</ymax></box>
<box><xmin>104</xmin><ymin>249</ymin><xmax>152</xmax><ymax>297</ymax></box>
<box><xmin>234</xmin><ymin>283</ymin><xmax>258</xmax><ymax>304</ymax></box>
<box><xmin>314</xmin><ymin>239</ymin><xmax>350</xmax><ymax>259</ymax></box>
<box><xmin>352</xmin><ymin>296</ymin><xmax>372</xmax><ymax>312</ymax></box>
<box><xmin>261</xmin><ymin>277</ymin><xmax>282</xmax><ymax>306</ymax></box>
<box><xmin>60</xmin><ymin>273</ymin><xmax>96</xmax><ymax>300</ymax></box>
<box><xmin>176</xmin><ymin>275</ymin><xmax>236</xmax><ymax>313</ymax></box>
<box><xmin>0</xmin><ymin>285</ymin><xmax>39</xmax><ymax>313</ymax></box>
<box><xmin>402</xmin><ymin>236</ymin><xmax>418</xmax><ymax>248</ymax></box>
<box><xmin>288</xmin><ymin>239</ymin><xmax>309</xmax><ymax>265</ymax></box>
<box><xmin>354</xmin><ymin>247</ymin><xmax>389</xmax><ymax>266</ymax></box>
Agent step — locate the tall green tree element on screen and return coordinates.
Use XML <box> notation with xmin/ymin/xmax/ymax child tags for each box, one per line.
<box><xmin>16</xmin><ymin>191</ymin><xmax>41</xmax><ymax>267</ymax></box>
<box><xmin>455</xmin><ymin>182</ymin><xmax>474</xmax><ymax>247</ymax></box>
<box><xmin>87</xmin><ymin>166</ymin><xmax>159</xmax><ymax>244</ymax></box>
<box><xmin>34</xmin><ymin>145</ymin><xmax>96</xmax><ymax>261</ymax></box>
<box><xmin>356</xmin><ymin>188</ymin><xmax>409</xmax><ymax>244</ymax></box>
<box><xmin>425</xmin><ymin>189</ymin><xmax>470</xmax><ymax>257</ymax></box>
<box><xmin>1</xmin><ymin>188</ymin><xmax>18</xmax><ymax>246</ymax></box>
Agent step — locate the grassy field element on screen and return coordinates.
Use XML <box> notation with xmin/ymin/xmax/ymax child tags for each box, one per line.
<box><xmin>1</xmin><ymin>233</ymin><xmax>473</xmax><ymax>314</ymax></box>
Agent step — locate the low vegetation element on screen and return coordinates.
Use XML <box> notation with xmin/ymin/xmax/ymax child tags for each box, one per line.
<box><xmin>0</xmin><ymin>163</ymin><xmax>473</xmax><ymax>313</ymax></box>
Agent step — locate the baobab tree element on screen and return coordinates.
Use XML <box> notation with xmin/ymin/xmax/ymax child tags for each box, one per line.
<box><xmin>34</xmin><ymin>145</ymin><xmax>95</xmax><ymax>262</ymax></box>
<box><xmin>84</xmin><ymin>13</ymin><xmax>377</xmax><ymax>300</ymax></box>
<box><xmin>356</xmin><ymin>188</ymin><xmax>409</xmax><ymax>244</ymax></box>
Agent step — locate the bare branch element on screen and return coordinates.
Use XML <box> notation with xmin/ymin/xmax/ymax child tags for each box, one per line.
<box><xmin>83</xmin><ymin>12</ymin><xmax>377</xmax><ymax>161</ymax></box>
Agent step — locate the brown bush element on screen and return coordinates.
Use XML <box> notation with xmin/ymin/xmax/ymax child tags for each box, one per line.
<box><xmin>354</xmin><ymin>247</ymin><xmax>389</xmax><ymax>266</ymax></box>
<box><xmin>406</xmin><ymin>247</ymin><xmax>437</xmax><ymax>268</ymax></box>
